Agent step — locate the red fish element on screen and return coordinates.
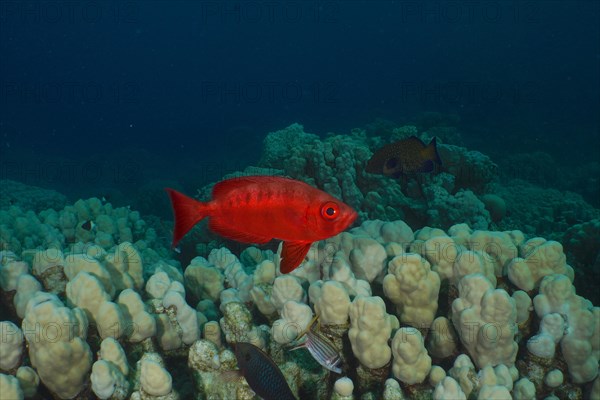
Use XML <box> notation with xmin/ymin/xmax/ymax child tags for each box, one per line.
<box><xmin>165</xmin><ymin>176</ymin><xmax>357</xmax><ymax>273</ymax></box>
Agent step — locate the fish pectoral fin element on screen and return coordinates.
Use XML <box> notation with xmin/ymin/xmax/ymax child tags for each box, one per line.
<box><xmin>209</xmin><ymin>218</ymin><xmax>271</xmax><ymax>244</ymax></box>
<box><xmin>279</xmin><ymin>241</ymin><xmax>312</xmax><ymax>274</ymax></box>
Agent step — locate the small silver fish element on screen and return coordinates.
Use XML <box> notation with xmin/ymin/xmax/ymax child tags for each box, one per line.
<box><xmin>290</xmin><ymin>315</ymin><xmax>342</xmax><ymax>374</ymax></box>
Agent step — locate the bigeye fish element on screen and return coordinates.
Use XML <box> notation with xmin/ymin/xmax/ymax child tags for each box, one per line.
<box><xmin>232</xmin><ymin>342</ymin><xmax>296</xmax><ymax>400</ymax></box>
<box><xmin>289</xmin><ymin>315</ymin><xmax>342</xmax><ymax>374</ymax></box>
<box><xmin>166</xmin><ymin>176</ymin><xmax>357</xmax><ymax>274</ymax></box>
<box><xmin>366</xmin><ymin>136</ymin><xmax>442</xmax><ymax>177</ymax></box>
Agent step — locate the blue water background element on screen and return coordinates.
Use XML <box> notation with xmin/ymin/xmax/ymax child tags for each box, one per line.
<box><xmin>1</xmin><ymin>1</ymin><xmax>598</xmax><ymax>211</ymax></box>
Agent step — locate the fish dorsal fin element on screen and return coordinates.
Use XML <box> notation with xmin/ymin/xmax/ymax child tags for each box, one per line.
<box><xmin>405</xmin><ymin>135</ymin><xmax>427</xmax><ymax>147</ymax></box>
<box><xmin>279</xmin><ymin>241</ymin><xmax>312</xmax><ymax>273</ymax></box>
<box><xmin>423</xmin><ymin>136</ymin><xmax>443</xmax><ymax>166</ymax></box>
<box><xmin>211</xmin><ymin>175</ymin><xmax>292</xmax><ymax>198</ymax></box>
<box><xmin>294</xmin><ymin>313</ymin><xmax>320</xmax><ymax>341</ymax></box>
<box><xmin>209</xmin><ymin>218</ymin><xmax>272</xmax><ymax>244</ymax></box>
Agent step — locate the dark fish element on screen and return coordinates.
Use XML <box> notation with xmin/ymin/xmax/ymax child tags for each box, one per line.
<box><xmin>233</xmin><ymin>342</ymin><xmax>296</xmax><ymax>400</ymax></box>
<box><xmin>366</xmin><ymin>136</ymin><xmax>442</xmax><ymax>176</ymax></box>
<box><xmin>81</xmin><ymin>220</ymin><xmax>96</xmax><ymax>231</ymax></box>
<box><xmin>290</xmin><ymin>316</ymin><xmax>342</xmax><ymax>373</ymax></box>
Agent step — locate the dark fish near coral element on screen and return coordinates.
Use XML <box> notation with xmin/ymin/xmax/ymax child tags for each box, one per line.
<box><xmin>166</xmin><ymin>176</ymin><xmax>357</xmax><ymax>274</ymax></box>
<box><xmin>290</xmin><ymin>315</ymin><xmax>342</xmax><ymax>374</ymax></box>
<box><xmin>232</xmin><ymin>342</ymin><xmax>296</xmax><ymax>400</ymax></box>
<box><xmin>80</xmin><ymin>220</ymin><xmax>96</xmax><ymax>231</ymax></box>
<box><xmin>366</xmin><ymin>136</ymin><xmax>442</xmax><ymax>177</ymax></box>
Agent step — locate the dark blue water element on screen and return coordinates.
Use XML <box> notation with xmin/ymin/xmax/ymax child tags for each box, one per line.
<box><xmin>1</xmin><ymin>1</ymin><xmax>598</xmax><ymax>207</ymax></box>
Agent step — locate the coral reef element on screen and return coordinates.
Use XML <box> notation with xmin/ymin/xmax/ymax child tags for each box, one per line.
<box><xmin>1</xmin><ymin>193</ymin><xmax>597</xmax><ymax>399</ymax></box>
<box><xmin>0</xmin><ymin>180</ymin><xmax>67</xmax><ymax>212</ymax></box>
<box><xmin>0</xmin><ymin>123</ymin><xmax>598</xmax><ymax>400</ymax></box>
<box><xmin>492</xmin><ymin>180</ymin><xmax>600</xmax><ymax>240</ymax></box>
<box><xmin>193</xmin><ymin>124</ymin><xmax>499</xmax><ymax>231</ymax></box>
<box><xmin>191</xmin><ymin>124</ymin><xmax>598</xmax><ymax>251</ymax></box>
<box><xmin>563</xmin><ymin>218</ymin><xmax>600</xmax><ymax>305</ymax></box>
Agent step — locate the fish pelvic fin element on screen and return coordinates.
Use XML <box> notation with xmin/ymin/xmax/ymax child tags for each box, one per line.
<box><xmin>280</xmin><ymin>241</ymin><xmax>312</xmax><ymax>274</ymax></box>
<box><xmin>289</xmin><ymin>342</ymin><xmax>307</xmax><ymax>351</ymax></box>
<box><xmin>165</xmin><ymin>188</ymin><xmax>210</xmax><ymax>248</ymax></box>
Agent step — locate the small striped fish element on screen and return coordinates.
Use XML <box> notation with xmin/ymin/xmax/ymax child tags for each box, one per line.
<box><xmin>290</xmin><ymin>315</ymin><xmax>342</xmax><ymax>374</ymax></box>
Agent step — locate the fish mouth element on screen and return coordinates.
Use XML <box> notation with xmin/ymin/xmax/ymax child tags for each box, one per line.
<box><xmin>345</xmin><ymin>209</ymin><xmax>358</xmax><ymax>227</ymax></box>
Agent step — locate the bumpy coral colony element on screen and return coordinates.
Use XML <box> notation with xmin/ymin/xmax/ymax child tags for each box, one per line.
<box><xmin>0</xmin><ymin>124</ymin><xmax>598</xmax><ymax>400</ymax></box>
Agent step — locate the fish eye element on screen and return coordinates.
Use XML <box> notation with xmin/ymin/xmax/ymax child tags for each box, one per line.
<box><xmin>320</xmin><ymin>201</ymin><xmax>339</xmax><ymax>220</ymax></box>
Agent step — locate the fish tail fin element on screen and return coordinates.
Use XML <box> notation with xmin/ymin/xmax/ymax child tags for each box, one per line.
<box><xmin>218</xmin><ymin>370</ymin><xmax>244</xmax><ymax>384</ymax></box>
<box><xmin>427</xmin><ymin>137</ymin><xmax>443</xmax><ymax>167</ymax></box>
<box><xmin>165</xmin><ymin>188</ymin><xmax>210</xmax><ymax>248</ymax></box>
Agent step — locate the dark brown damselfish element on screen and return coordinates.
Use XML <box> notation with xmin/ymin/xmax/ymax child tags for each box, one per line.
<box><xmin>234</xmin><ymin>342</ymin><xmax>297</xmax><ymax>400</ymax></box>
